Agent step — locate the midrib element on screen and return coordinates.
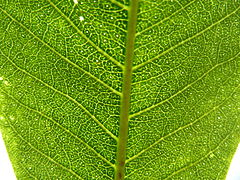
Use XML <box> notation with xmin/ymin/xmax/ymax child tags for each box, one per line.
<box><xmin>115</xmin><ymin>1</ymin><xmax>139</xmax><ymax>180</ymax></box>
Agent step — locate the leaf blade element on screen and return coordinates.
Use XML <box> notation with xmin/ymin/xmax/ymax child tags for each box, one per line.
<box><xmin>0</xmin><ymin>0</ymin><xmax>239</xmax><ymax>179</ymax></box>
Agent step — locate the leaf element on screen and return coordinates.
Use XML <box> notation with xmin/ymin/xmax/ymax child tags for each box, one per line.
<box><xmin>0</xmin><ymin>0</ymin><xmax>240</xmax><ymax>179</ymax></box>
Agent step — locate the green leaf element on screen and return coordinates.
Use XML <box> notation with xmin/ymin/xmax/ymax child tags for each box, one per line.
<box><xmin>0</xmin><ymin>0</ymin><xmax>240</xmax><ymax>179</ymax></box>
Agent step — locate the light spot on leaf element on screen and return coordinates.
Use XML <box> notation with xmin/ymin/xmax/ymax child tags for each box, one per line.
<box><xmin>3</xmin><ymin>81</ymin><xmax>10</xmax><ymax>86</ymax></box>
<box><xmin>210</xmin><ymin>152</ymin><xmax>215</xmax><ymax>158</ymax></box>
<box><xmin>79</xmin><ymin>16</ymin><xmax>84</xmax><ymax>21</ymax></box>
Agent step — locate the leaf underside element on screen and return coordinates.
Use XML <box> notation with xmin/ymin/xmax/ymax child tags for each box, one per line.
<box><xmin>0</xmin><ymin>0</ymin><xmax>240</xmax><ymax>179</ymax></box>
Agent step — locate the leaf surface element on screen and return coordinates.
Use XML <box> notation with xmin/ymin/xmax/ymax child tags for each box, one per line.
<box><xmin>0</xmin><ymin>0</ymin><xmax>240</xmax><ymax>179</ymax></box>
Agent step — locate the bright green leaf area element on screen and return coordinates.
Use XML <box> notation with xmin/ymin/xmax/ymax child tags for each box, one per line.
<box><xmin>0</xmin><ymin>0</ymin><xmax>240</xmax><ymax>179</ymax></box>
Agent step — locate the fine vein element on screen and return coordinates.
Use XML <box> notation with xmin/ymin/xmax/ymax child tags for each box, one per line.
<box><xmin>2</xmin><ymin>90</ymin><xmax>114</xmax><ymax>168</ymax></box>
<box><xmin>7</xmin><ymin>120</ymin><xmax>83</xmax><ymax>179</ymax></box>
<box><xmin>0</xmin><ymin>7</ymin><xmax>121</xmax><ymax>97</ymax></box>
<box><xmin>1</xmin><ymin>52</ymin><xmax>118</xmax><ymax>141</ymax></box>
<box><xmin>130</xmin><ymin>52</ymin><xmax>240</xmax><ymax>118</ymax></box>
<box><xmin>115</xmin><ymin>1</ymin><xmax>139</xmax><ymax>180</ymax></box>
<box><xmin>164</xmin><ymin>129</ymin><xmax>235</xmax><ymax>179</ymax></box>
<box><xmin>46</xmin><ymin>0</ymin><xmax>124</xmax><ymax>69</ymax></box>
<box><xmin>133</xmin><ymin>5</ymin><xmax>240</xmax><ymax>70</ymax></box>
<box><xmin>126</xmin><ymin>83</ymin><xmax>240</xmax><ymax>163</ymax></box>
<box><xmin>135</xmin><ymin>0</ymin><xmax>196</xmax><ymax>37</ymax></box>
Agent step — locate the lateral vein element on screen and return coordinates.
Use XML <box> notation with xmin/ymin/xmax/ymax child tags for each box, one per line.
<box><xmin>1</xmin><ymin>52</ymin><xmax>118</xmax><ymax>141</ymax></box>
<box><xmin>6</xmin><ymin>120</ymin><xmax>84</xmax><ymax>179</ymax></box>
<box><xmin>135</xmin><ymin>0</ymin><xmax>196</xmax><ymax>37</ymax></box>
<box><xmin>130</xmin><ymin>52</ymin><xmax>240</xmax><ymax>118</ymax></box>
<box><xmin>164</xmin><ymin>129</ymin><xmax>235</xmax><ymax>179</ymax></box>
<box><xmin>46</xmin><ymin>0</ymin><xmax>124</xmax><ymax>69</ymax></box>
<box><xmin>133</xmin><ymin>6</ymin><xmax>240</xmax><ymax>70</ymax></box>
<box><xmin>1</xmin><ymin>90</ymin><xmax>115</xmax><ymax>168</ymax></box>
<box><xmin>132</xmin><ymin>64</ymin><xmax>181</xmax><ymax>85</ymax></box>
<box><xmin>0</xmin><ymin>7</ymin><xmax>122</xmax><ymax>97</ymax></box>
<box><xmin>109</xmin><ymin>0</ymin><xmax>129</xmax><ymax>10</ymax></box>
<box><xmin>126</xmin><ymin>83</ymin><xmax>240</xmax><ymax>163</ymax></box>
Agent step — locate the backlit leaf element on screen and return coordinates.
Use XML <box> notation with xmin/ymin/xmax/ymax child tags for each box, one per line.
<box><xmin>0</xmin><ymin>0</ymin><xmax>240</xmax><ymax>179</ymax></box>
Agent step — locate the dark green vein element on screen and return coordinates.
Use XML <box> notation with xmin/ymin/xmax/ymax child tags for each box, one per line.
<box><xmin>1</xmin><ymin>89</ymin><xmax>114</xmax><ymax>168</ymax></box>
<box><xmin>115</xmin><ymin>1</ymin><xmax>139</xmax><ymax>180</ymax></box>
<box><xmin>46</xmin><ymin>0</ymin><xmax>124</xmax><ymax>69</ymax></box>
<box><xmin>0</xmin><ymin>52</ymin><xmax>118</xmax><ymax>141</ymax></box>
<box><xmin>0</xmin><ymin>7</ymin><xmax>121</xmax><ymax>97</ymax></box>
<box><xmin>133</xmin><ymin>6</ymin><xmax>240</xmax><ymax>70</ymax></box>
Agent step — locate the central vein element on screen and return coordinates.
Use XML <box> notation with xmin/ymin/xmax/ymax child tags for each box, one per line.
<box><xmin>115</xmin><ymin>1</ymin><xmax>139</xmax><ymax>180</ymax></box>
